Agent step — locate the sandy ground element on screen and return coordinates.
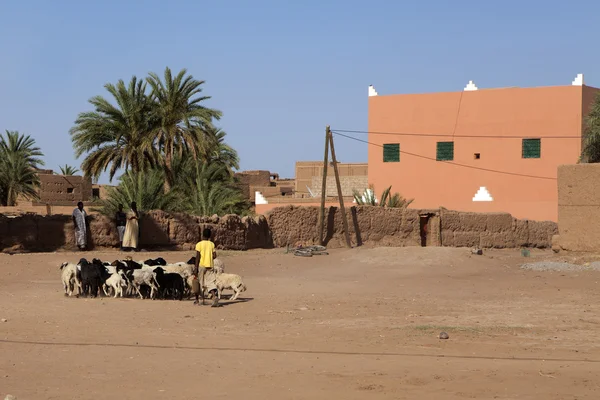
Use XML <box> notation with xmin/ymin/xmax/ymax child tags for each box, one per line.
<box><xmin>1</xmin><ymin>246</ymin><xmax>600</xmax><ymax>400</ymax></box>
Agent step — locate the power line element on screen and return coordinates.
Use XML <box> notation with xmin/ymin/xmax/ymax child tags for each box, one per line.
<box><xmin>332</xmin><ymin>128</ymin><xmax>581</xmax><ymax>140</ymax></box>
<box><xmin>331</xmin><ymin>130</ymin><xmax>557</xmax><ymax>181</ymax></box>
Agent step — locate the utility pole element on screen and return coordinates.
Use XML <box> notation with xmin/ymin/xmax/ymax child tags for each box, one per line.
<box><xmin>329</xmin><ymin>131</ymin><xmax>352</xmax><ymax>248</ymax></box>
<box><xmin>317</xmin><ymin>126</ymin><xmax>330</xmax><ymax>245</ymax></box>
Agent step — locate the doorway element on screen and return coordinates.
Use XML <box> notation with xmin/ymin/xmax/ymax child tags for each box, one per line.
<box><xmin>419</xmin><ymin>215</ymin><xmax>429</xmax><ymax>247</ymax></box>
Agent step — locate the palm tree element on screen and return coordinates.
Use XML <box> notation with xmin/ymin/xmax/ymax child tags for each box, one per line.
<box><xmin>204</xmin><ymin>127</ymin><xmax>239</xmax><ymax>175</ymax></box>
<box><xmin>70</xmin><ymin>76</ymin><xmax>158</xmax><ymax>181</ymax></box>
<box><xmin>0</xmin><ymin>130</ymin><xmax>44</xmax><ymax>206</ymax></box>
<box><xmin>59</xmin><ymin>165</ymin><xmax>79</xmax><ymax>175</ymax></box>
<box><xmin>146</xmin><ymin>67</ymin><xmax>222</xmax><ymax>191</ymax></box>
<box><xmin>582</xmin><ymin>93</ymin><xmax>600</xmax><ymax>162</ymax></box>
<box><xmin>178</xmin><ymin>161</ymin><xmax>248</xmax><ymax>216</ymax></box>
<box><xmin>93</xmin><ymin>169</ymin><xmax>184</xmax><ymax>216</ymax></box>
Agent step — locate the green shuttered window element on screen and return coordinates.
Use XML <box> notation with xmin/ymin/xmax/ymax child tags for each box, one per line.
<box><xmin>522</xmin><ymin>138</ymin><xmax>541</xmax><ymax>158</ymax></box>
<box><xmin>436</xmin><ymin>141</ymin><xmax>454</xmax><ymax>161</ymax></box>
<box><xmin>383</xmin><ymin>143</ymin><xmax>400</xmax><ymax>162</ymax></box>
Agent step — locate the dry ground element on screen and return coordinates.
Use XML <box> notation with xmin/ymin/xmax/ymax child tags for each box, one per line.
<box><xmin>1</xmin><ymin>246</ymin><xmax>600</xmax><ymax>399</ymax></box>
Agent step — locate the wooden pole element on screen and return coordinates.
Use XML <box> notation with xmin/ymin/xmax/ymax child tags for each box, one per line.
<box><xmin>329</xmin><ymin>132</ymin><xmax>352</xmax><ymax>248</ymax></box>
<box><xmin>317</xmin><ymin>126</ymin><xmax>330</xmax><ymax>245</ymax></box>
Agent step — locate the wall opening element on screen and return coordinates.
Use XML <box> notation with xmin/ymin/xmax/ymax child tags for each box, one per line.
<box><xmin>67</xmin><ymin>188</ymin><xmax>74</xmax><ymax>194</ymax></box>
<box><xmin>92</xmin><ymin>188</ymin><xmax>100</xmax><ymax>199</ymax></box>
<box><xmin>419</xmin><ymin>215</ymin><xmax>429</xmax><ymax>247</ymax></box>
<box><xmin>474</xmin><ymin>153</ymin><xmax>480</xmax><ymax>159</ymax></box>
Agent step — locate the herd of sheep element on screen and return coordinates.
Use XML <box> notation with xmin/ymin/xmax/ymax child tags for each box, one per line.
<box><xmin>59</xmin><ymin>256</ymin><xmax>247</xmax><ymax>302</ymax></box>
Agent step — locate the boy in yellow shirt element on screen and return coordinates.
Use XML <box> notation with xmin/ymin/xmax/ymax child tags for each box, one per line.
<box><xmin>193</xmin><ymin>228</ymin><xmax>219</xmax><ymax>307</ymax></box>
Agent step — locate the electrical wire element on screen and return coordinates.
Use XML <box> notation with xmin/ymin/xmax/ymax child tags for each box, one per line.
<box><xmin>330</xmin><ymin>130</ymin><xmax>557</xmax><ymax>181</ymax></box>
<box><xmin>331</xmin><ymin>128</ymin><xmax>581</xmax><ymax>140</ymax></box>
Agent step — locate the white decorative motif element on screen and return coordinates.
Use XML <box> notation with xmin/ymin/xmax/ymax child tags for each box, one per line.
<box><xmin>255</xmin><ymin>191</ymin><xmax>268</xmax><ymax>205</ymax></box>
<box><xmin>464</xmin><ymin>80</ymin><xmax>478</xmax><ymax>91</ymax></box>
<box><xmin>572</xmin><ymin>73</ymin><xmax>584</xmax><ymax>86</ymax></box>
<box><xmin>368</xmin><ymin>85</ymin><xmax>378</xmax><ymax>97</ymax></box>
<box><xmin>472</xmin><ymin>186</ymin><xmax>493</xmax><ymax>202</ymax></box>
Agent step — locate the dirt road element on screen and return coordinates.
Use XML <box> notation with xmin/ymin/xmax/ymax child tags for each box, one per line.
<box><xmin>1</xmin><ymin>247</ymin><xmax>599</xmax><ymax>399</ymax></box>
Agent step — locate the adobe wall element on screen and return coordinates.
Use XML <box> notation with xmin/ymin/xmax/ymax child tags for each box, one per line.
<box><xmin>266</xmin><ymin>206</ymin><xmax>556</xmax><ymax>249</ymax></box>
<box><xmin>557</xmin><ymin>164</ymin><xmax>600</xmax><ymax>252</ymax></box>
<box><xmin>0</xmin><ymin>211</ymin><xmax>272</xmax><ymax>253</ymax></box>
<box><xmin>0</xmin><ymin>206</ymin><xmax>556</xmax><ymax>254</ymax></box>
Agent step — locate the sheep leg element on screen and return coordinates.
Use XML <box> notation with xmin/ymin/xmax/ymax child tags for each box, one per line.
<box><xmin>74</xmin><ymin>275</ymin><xmax>82</xmax><ymax>296</ymax></box>
<box><xmin>132</xmin><ymin>283</ymin><xmax>144</xmax><ymax>299</ymax></box>
<box><xmin>230</xmin><ymin>289</ymin><xmax>239</xmax><ymax>301</ymax></box>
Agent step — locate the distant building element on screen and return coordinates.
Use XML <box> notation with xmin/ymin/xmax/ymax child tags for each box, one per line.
<box><xmin>367</xmin><ymin>74</ymin><xmax>600</xmax><ymax>222</ymax></box>
<box><xmin>295</xmin><ymin>161</ymin><xmax>368</xmax><ymax>198</ymax></box>
<box><xmin>235</xmin><ymin>170</ymin><xmax>294</xmax><ymax>206</ymax></box>
<box><xmin>252</xmin><ymin>162</ymin><xmax>367</xmax><ymax>214</ymax></box>
<box><xmin>16</xmin><ymin>170</ymin><xmax>93</xmax><ymax>206</ymax></box>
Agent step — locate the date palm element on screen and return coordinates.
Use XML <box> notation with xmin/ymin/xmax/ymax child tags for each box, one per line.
<box><xmin>93</xmin><ymin>168</ymin><xmax>184</xmax><ymax>216</ymax></box>
<box><xmin>204</xmin><ymin>127</ymin><xmax>239</xmax><ymax>175</ymax></box>
<box><xmin>146</xmin><ymin>67</ymin><xmax>222</xmax><ymax>191</ymax></box>
<box><xmin>178</xmin><ymin>160</ymin><xmax>248</xmax><ymax>216</ymax></box>
<box><xmin>70</xmin><ymin>76</ymin><xmax>158</xmax><ymax>181</ymax></box>
<box><xmin>0</xmin><ymin>130</ymin><xmax>44</xmax><ymax>206</ymax></box>
<box><xmin>59</xmin><ymin>165</ymin><xmax>79</xmax><ymax>175</ymax></box>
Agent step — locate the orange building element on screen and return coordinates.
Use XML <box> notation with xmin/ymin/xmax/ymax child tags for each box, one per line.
<box><xmin>367</xmin><ymin>75</ymin><xmax>600</xmax><ymax>222</ymax></box>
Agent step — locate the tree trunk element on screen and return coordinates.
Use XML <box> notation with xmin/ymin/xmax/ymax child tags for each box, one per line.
<box><xmin>7</xmin><ymin>186</ymin><xmax>15</xmax><ymax>206</ymax></box>
<box><xmin>163</xmin><ymin>150</ymin><xmax>173</xmax><ymax>193</ymax></box>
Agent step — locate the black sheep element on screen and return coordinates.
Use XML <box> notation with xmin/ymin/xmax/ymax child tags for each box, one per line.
<box><xmin>80</xmin><ymin>259</ymin><xmax>110</xmax><ymax>297</ymax></box>
<box><xmin>125</xmin><ymin>259</ymin><xmax>142</xmax><ymax>269</ymax></box>
<box><xmin>153</xmin><ymin>267</ymin><xmax>184</xmax><ymax>300</ymax></box>
<box><xmin>144</xmin><ymin>257</ymin><xmax>167</xmax><ymax>266</ymax></box>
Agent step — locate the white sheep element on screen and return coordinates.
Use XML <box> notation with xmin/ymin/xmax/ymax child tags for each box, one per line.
<box><xmin>215</xmin><ymin>272</ymin><xmax>246</xmax><ymax>301</ymax></box>
<box><xmin>122</xmin><ymin>269</ymin><xmax>159</xmax><ymax>299</ymax></box>
<box><xmin>185</xmin><ymin>260</ymin><xmax>225</xmax><ymax>299</ymax></box>
<box><xmin>59</xmin><ymin>262</ymin><xmax>81</xmax><ymax>297</ymax></box>
<box><xmin>103</xmin><ymin>271</ymin><xmax>128</xmax><ymax>298</ymax></box>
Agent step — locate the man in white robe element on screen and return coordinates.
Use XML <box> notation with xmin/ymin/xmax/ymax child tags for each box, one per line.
<box><xmin>72</xmin><ymin>202</ymin><xmax>87</xmax><ymax>250</ymax></box>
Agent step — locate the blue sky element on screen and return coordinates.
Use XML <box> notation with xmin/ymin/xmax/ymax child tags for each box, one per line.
<box><xmin>0</xmin><ymin>0</ymin><xmax>598</xmax><ymax>183</ymax></box>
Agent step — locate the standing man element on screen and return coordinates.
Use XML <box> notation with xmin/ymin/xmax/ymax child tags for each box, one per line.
<box><xmin>122</xmin><ymin>201</ymin><xmax>139</xmax><ymax>252</ymax></box>
<box><xmin>115</xmin><ymin>204</ymin><xmax>127</xmax><ymax>250</ymax></box>
<box><xmin>193</xmin><ymin>228</ymin><xmax>219</xmax><ymax>307</ymax></box>
<box><xmin>72</xmin><ymin>201</ymin><xmax>87</xmax><ymax>250</ymax></box>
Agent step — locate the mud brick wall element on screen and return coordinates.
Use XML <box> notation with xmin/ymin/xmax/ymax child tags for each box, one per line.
<box><xmin>557</xmin><ymin>164</ymin><xmax>600</xmax><ymax>252</ymax></box>
<box><xmin>266</xmin><ymin>206</ymin><xmax>557</xmax><ymax>249</ymax></box>
<box><xmin>0</xmin><ymin>211</ymin><xmax>272</xmax><ymax>253</ymax></box>
<box><xmin>266</xmin><ymin>205</ymin><xmax>421</xmax><ymax>248</ymax></box>
<box><xmin>0</xmin><ymin>206</ymin><xmax>557</xmax><ymax>254</ymax></box>
<box><xmin>439</xmin><ymin>209</ymin><xmax>557</xmax><ymax>249</ymax></box>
